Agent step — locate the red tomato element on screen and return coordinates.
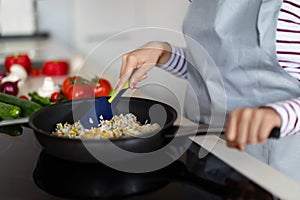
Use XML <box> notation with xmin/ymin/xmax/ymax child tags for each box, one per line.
<box><xmin>29</xmin><ymin>68</ymin><xmax>44</xmax><ymax>76</ymax></box>
<box><xmin>62</xmin><ymin>76</ymin><xmax>84</xmax><ymax>96</ymax></box>
<box><xmin>43</xmin><ymin>60</ymin><xmax>69</xmax><ymax>76</ymax></box>
<box><xmin>50</xmin><ymin>92</ymin><xmax>62</xmax><ymax>102</ymax></box>
<box><xmin>66</xmin><ymin>84</ymin><xmax>94</xmax><ymax>100</ymax></box>
<box><xmin>5</xmin><ymin>54</ymin><xmax>32</xmax><ymax>73</ymax></box>
<box><xmin>19</xmin><ymin>95</ymin><xmax>29</xmax><ymax>100</ymax></box>
<box><xmin>92</xmin><ymin>78</ymin><xmax>112</xmax><ymax>97</ymax></box>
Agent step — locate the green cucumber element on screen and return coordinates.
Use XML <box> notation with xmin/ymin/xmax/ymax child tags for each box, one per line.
<box><xmin>0</xmin><ymin>102</ymin><xmax>21</xmax><ymax>119</ymax></box>
<box><xmin>0</xmin><ymin>93</ymin><xmax>42</xmax><ymax>116</ymax></box>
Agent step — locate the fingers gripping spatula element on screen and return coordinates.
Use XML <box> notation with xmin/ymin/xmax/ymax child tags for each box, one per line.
<box><xmin>80</xmin><ymin>82</ymin><xmax>129</xmax><ymax>129</ymax></box>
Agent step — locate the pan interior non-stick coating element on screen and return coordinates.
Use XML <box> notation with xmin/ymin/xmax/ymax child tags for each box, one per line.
<box><xmin>30</xmin><ymin>97</ymin><xmax>177</xmax><ymax>137</ymax></box>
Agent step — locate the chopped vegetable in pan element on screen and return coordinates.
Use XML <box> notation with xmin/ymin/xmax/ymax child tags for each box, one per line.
<box><xmin>52</xmin><ymin>113</ymin><xmax>160</xmax><ymax>139</ymax></box>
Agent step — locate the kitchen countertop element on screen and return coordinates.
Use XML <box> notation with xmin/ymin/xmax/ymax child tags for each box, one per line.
<box><xmin>1</xmin><ymin>38</ymin><xmax>300</xmax><ymax>199</ymax></box>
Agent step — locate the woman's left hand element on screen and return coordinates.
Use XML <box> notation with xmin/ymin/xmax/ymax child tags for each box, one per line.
<box><xmin>225</xmin><ymin>107</ymin><xmax>282</xmax><ymax>151</ymax></box>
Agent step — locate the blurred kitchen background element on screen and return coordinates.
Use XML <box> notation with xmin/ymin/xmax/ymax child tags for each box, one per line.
<box><xmin>0</xmin><ymin>0</ymin><xmax>190</xmax><ymax>111</ymax></box>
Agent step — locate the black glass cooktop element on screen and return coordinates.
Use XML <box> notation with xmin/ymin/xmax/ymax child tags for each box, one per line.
<box><xmin>0</xmin><ymin>125</ymin><xmax>275</xmax><ymax>200</ymax></box>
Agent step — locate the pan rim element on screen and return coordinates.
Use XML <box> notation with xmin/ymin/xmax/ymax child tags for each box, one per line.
<box><xmin>29</xmin><ymin>97</ymin><xmax>178</xmax><ymax>143</ymax></box>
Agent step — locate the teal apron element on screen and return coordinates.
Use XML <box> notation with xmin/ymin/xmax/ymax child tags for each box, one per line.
<box><xmin>183</xmin><ymin>0</ymin><xmax>300</xmax><ymax>182</ymax></box>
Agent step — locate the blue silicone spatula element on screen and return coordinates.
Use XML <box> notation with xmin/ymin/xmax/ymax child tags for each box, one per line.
<box><xmin>80</xmin><ymin>82</ymin><xmax>129</xmax><ymax>128</ymax></box>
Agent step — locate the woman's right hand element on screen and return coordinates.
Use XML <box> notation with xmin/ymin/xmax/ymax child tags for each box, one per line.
<box><xmin>115</xmin><ymin>41</ymin><xmax>172</xmax><ymax>91</ymax></box>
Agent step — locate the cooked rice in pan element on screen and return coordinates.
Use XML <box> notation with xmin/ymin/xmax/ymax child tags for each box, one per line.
<box><xmin>52</xmin><ymin>113</ymin><xmax>160</xmax><ymax>139</ymax></box>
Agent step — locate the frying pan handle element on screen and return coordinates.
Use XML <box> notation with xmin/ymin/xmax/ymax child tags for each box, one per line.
<box><xmin>269</xmin><ymin>127</ymin><xmax>280</xmax><ymax>138</ymax></box>
<box><xmin>164</xmin><ymin>125</ymin><xmax>280</xmax><ymax>139</ymax></box>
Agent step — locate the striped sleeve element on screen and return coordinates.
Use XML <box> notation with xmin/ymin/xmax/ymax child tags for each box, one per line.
<box><xmin>266</xmin><ymin>0</ymin><xmax>300</xmax><ymax>137</ymax></box>
<box><xmin>276</xmin><ymin>0</ymin><xmax>300</xmax><ymax>80</ymax></box>
<box><xmin>160</xmin><ymin>44</ymin><xmax>188</xmax><ymax>79</ymax></box>
<box><xmin>266</xmin><ymin>98</ymin><xmax>300</xmax><ymax>137</ymax></box>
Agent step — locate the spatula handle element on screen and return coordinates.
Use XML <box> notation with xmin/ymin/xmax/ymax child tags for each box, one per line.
<box><xmin>108</xmin><ymin>81</ymin><xmax>129</xmax><ymax>103</ymax></box>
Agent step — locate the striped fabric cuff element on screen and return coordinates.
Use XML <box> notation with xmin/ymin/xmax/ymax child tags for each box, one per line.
<box><xmin>266</xmin><ymin>98</ymin><xmax>300</xmax><ymax>137</ymax></box>
<box><xmin>160</xmin><ymin>44</ymin><xmax>188</xmax><ymax>79</ymax></box>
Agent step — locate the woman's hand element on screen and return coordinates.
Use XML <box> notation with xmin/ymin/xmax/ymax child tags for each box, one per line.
<box><xmin>225</xmin><ymin>107</ymin><xmax>282</xmax><ymax>151</ymax></box>
<box><xmin>115</xmin><ymin>41</ymin><xmax>172</xmax><ymax>91</ymax></box>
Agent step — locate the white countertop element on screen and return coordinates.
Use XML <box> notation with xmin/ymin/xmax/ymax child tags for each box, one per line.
<box><xmin>3</xmin><ymin>37</ymin><xmax>300</xmax><ymax>199</ymax></box>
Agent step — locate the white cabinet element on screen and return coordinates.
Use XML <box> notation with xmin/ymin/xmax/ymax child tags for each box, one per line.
<box><xmin>0</xmin><ymin>0</ymin><xmax>36</xmax><ymax>35</ymax></box>
<box><xmin>71</xmin><ymin>0</ymin><xmax>189</xmax><ymax>53</ymax></box>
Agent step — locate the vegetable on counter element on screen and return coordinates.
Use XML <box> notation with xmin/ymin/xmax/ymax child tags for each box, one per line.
<box><xmin>90</xmin><ymin>77</ymin><xmax>112</xmax><ymax>97</ymax></box>
<box><xmin>37</xmin><ymin>77</ymin><xmax>60</xmax><ymax>98</ymax></box>
<box><xmin>61</xmin><ymin>76</ymin><xmax>84</xmax><ymax>96</ymax></box>
<box><xmin>0</xmin><ymin>101</ymin><xmax>21</xmax><ymax>119</ymax></box>
<box><xmin>61</xmin><ymin>75</ymin><xmax>94</xmax><ymax>100</ymax></box>
<box><xmin>65</xmin><ymin>84</ymin><xmax>94</xmax><ymax>100</ymax></box>
<box><xmin>43</xmin><ymin>60</ymin><xmax>69</xmax><ymax>76</ymax></box>
<box><xmin>61</xmin><ymin>75</ymin><xmax>112</xmax><ymax>100</ymax></box>
<box><xmin>5</xmin><ymin>54</ymin><xmax>31</xmax><ymax>73</ymax></box>
<box><xmin>28</xmin><ymin>91</ymin><xmax>55</xmax><ymax>106</ymax></box>
<box><xmin>29</xmin><ymin>68</ymin><xmax>43</xmax><ymax>76</ymax></box>
<box><xmin>19</xmin><ymin>95</ymin><xmax>29</xmax><ymax>100</ymax></box>
<box><xmin>1</xmin><ymin>64</ymin><xmax>28</xmax><ymax>87</ymax></box>
<box><xmin>0</xmin><ymin>92</ymin><xmax>42</xmax><ymax>116</ymax></box>
<box><xmin>50</xmin><ymin>92</ymin><xmax>62</xmax><ymax>102</ymax></box>
<box><xmin>3</xmin><ymin>54</ymin><xmax>31</xmax><ymax>87</ymax></box>
<box><xmin>0</xmin><ymin>80</ymin><xmax>19</xmax><ymax>96</ymax></box>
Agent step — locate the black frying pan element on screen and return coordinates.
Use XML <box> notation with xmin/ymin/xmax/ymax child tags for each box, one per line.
<box><xmin>29</xmin><ymin>97</ymin><xmax>279</xmax><ymax>163</ymax></box>
<box><xmin>29</xmin><ymin>97</ymin><xmax>180</xmax><ymax>163</ymax></box>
